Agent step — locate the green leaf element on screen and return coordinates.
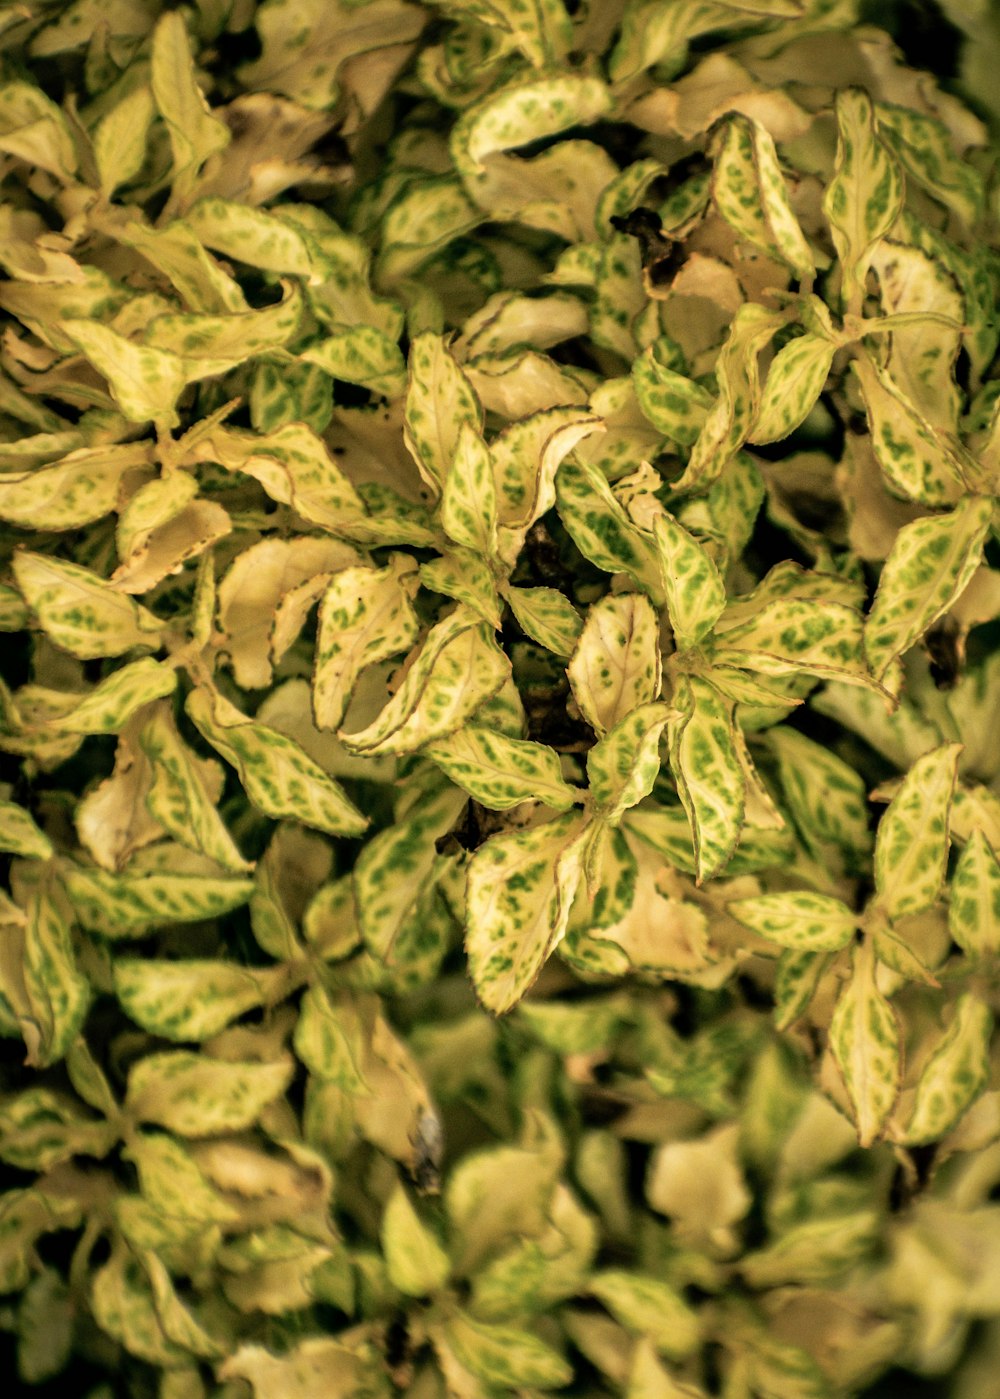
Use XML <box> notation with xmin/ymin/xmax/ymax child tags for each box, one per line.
<box><xmin>403</xmin><ymin>332</ymin><xmax>483</xmax><ymax>498</ymax></box>
<box><xmin>711</xmin><ymin>597</ymin><xmax>870</xmax><ymax>683</ymax></box>
<box><xmin>768</xmin><ymin>727</ymin><xmax>872</xmax><ymax>869</ymax></box>
<box><xmin>712</xmin><ymin>113</ymin><xmax>815</xmax><ymax>278</ymax></box>
<box><xmin>0</xmin><ymin>1087</ymin><xmax>113</xmax><ymax>1172</ymax></box>
<box><xmin>187</xmin><ymin>686</ymin><xmax>367</xmax><ymax>836</ymax></box>
<box><xmin>381</xmin><ymin>1184</ymin><xmax>450</xmax><ymax>1296</ymax></box>
<box><xmin>740</xmin><ymin>1209</ymin><xmax>878</xmax><ymax>1287</ymax></box>
<box><xmin>21</xmin><ymin>887</ymin><xmax>90</xmax><ymax>1069</ymax></box>
<box><xmin>870</xmin><ymin>239</ymin><xmax>963</xmax><ymax>430</ymax></box>
<box><xmin>113</xmin><ymin>959</ymin><xmax>287</xmax><ymax>1042</ymax></box>
<box><xmin>338</xmin><ymin>608</ymin><xmax>509</xmax><ymax>757</ymax></box>
<box><xmin>0</xmin><ymin>801</ymin><xmax>52</xmax><ymax>860</ymax></box>
<box><xmin>301</xmin><ymin>325</ymin><xmax>407</xmax><ymax>398</ymax></box>
<box><xmin>865</xmin><ymin>497</ymin><xmax>993</xmax><ymax>682</ymax></box>
<box><xmin>505</xmin><ymin>585</ymin><xmax>582</xmax><ymax>658</ymax></box>
<box><xmin>441</xmin><ymin>420</ymin><xmax>497</xmax><ymax>555</ymax></box>
<box><xmin>138</xmin><ymin>706</ymin><xmax>250</xmax><ymax>872</ymax></box>
<box><xmin>750</xmin><ymin>334</ymin><xmax>835</xmax><ymax>446</ymax></box>
<box><xmin>313</xmin><ymin>556</ymin><xmax>420</xmax><ymax>731</ymax></box>
<box><xmin>632</xmin><ymin>347</ymin><xmax>711</xmax><ymax>446</ymax></box>
<box><xmin>438</xmin><ymin>1311</ymin><xmax>573</xmax><ymax>1390</ymax></box>
<box><xmin>491</xmin><ymin>407</ymin><xmax>602</xmax><ymax>565</ymax></box>
<box><xmin>125</xmin><ymin>1050</ymin><xmax>295</xmax><ymax>1136</ymax></box>
<box><xmin>555</xmin><ymin>455</ymin><xmax>663</xmax><ymax>600</ymax></box>
<box><xmin>904</xmin><ymin>995</ymin><xmax>993</xmax><ymax>1144</ymax></box>
<box><xmin>427</xmin><ymin>726</ymin><xmax>577</xmax><ymax>811</ymax></box>
<box><xmin>728</xmin><ymin>891</ymin><xmax>858</xmax><ymax>952</ymax></box>
<box><xmin>829</xmin><ymin>939</ymin><xmax>901</xmax><ymax>1147</ymax></box>
<box><xmin>589</xmin><ymin>1271</ymin><xmax>700</xmax><ymax>1359</ymax></box>
<box><xmin>653</xmin><ymin>512</ymin><xmax>726</xmax><ymax>650</ymax></box>
<box><xmin>568</xmin><ymin>592</ymin><xmax>661</xmax><ymax>736</ymax></box>
<box><xmin>873</xmin><ymin>743</ymin><xmax>961</xmax><ymax>921</ymax></box>
<box><xmin>63</xmin><ymin>866</ymin><xmax>253</xmax><ymax>940</ymax></box>
<box><xmin>420</xmin><ymin>549</ymin><xmax>501</xmax><ymax>627</ymax></box>
<box><xmin>587</xmin><ymin>702</ymin><xmax>673</xmax><ymax>826</ymax></box>
<box><xmin>823</xmin><ymin>87</ymin><xmax>904</xmax><ymax>303</ymax></box>
<box><xmin>851</xmin><ymin>352</ymin><xmax>965</xmax><ymax>506</ymax></box>
<box><xmin>667</xmin><ymin>676</ymin><xmax>745</xmax><ymax>884</ymax></box>
<box><xmin>47</xmin><ymin>658</ymin><xmax>177</xmax><ymax>735</ymax></box>
<box><xmin>62</xmin><ymin>321</ymin><xmax>187</xmax><ymax>428</ymax></box>
<box><xmin>876</xmin><ymin>101</ymin><xmax>984</xmax><ymax>227</ymax></box>
<box><xmin>466</xmin><ymin>811</ymin><xmax>590</xmax><ymax>1013</ymax></box>
<box><xmin>451</xmin><ymin>72</ymin><xmax>610</xmax><ymax>182</ymax></box>
<box><xmin>949</xmin><ymin>827</ymin><xmax>1000</xmax><ymax>956</ymax></box>
<box><xmin>151</xmin><ymin>11</ymin><xmax>229</xmax><ymax>196</ymax></box>
<box><xmin>13</xmin><ymin>551</ymin><xmax>163</xmax><ymax>659</ymax></box>
<box><xmin>90</xmin><ymin>1246</ymin><xmax>187</xmax><ymax>1367</ymax></box>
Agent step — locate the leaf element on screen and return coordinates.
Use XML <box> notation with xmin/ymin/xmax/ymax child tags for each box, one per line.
<box><xmin>426</xmin><ymin>726</ymin><xmax>577</xmax><ymax>811</ymax></box>
<box><xmin>653</xmin><ymin>513</ymin><xmax>726</xmax><ymax>650</ymax></box>
<box><xmin>294</xmin><ymin>986</ymin><xmax>367</xmax><ymax>1092</ymax></box>
<box><xmin>438</xmin><ymin>1311</ymin><xmax>573</xmax><ymax>1390</ymax></box>
<box><xmin>151</xmin><ymin>12</ymin><xmax>230</xmax><ymax>196</ymax></box>
<box><xmin>505</xmin><ymin>585</ymin><xmax>582</xmax><ymax>658</ymax></box>
<box><xmin>768</xmin><ymin>727</ymin><xmax>872</xmax><ymax>869</ymax></box>
<box><xmin>491</xmin><ymin>407</ymin><xmax>602</xmax><ymax>563</ymax></box>
<box><xmin>47</xmin><ymin>659</ymin><xmax>177</xmax><ymax>735</ymax></box>
<box><xmin>403</xmin><ymin>332</ymin><xmax>483</xmax><ymax>498</ymax></box>
<box><xmin>113</xmin><ymin>959</ymin><xmax>286</xmax><ymax>1042</ymax></box>
<box><xmin>711</xmin><ymin>113</ymin><xmax>814</xmax><ymax>278</ymax></box>
<box><xmin>13</xmin><ymin>551</ymin><xmax>163</xmax><ymax>659</ymax></box>
<box><xmin>90</xmin><ymin>1246</ymin><xmax>187</xmax><ymax>1367</ymax></box>
<box><xmin>0</xmin><ymin>442</ymin><xmax>151</xmax><ymax>532</ymax></box>
<box><xmin>851</xmin><ymin>352</ymin><xmax>964</xmax><ymax>506</ymax></box>
<box><xmin>904</xmin><ymin>996</ymin><xmax>993</xmax><ymax>1145</ymax></box>
<box><xmin>313</xmin><ymin>556</ymin><xmax>420</xmax><ymax>731</ymax></box>
<box><xmin>63</xmin><ymin>865</ymin><xmax>253</xmax><ymax>940</ymax></box>
<box><xmin>441</xmin><ymin>420</ymin><xmax>497</xmax><ymax>555</ymax></box>
<box><xmin>94</xmin><ymin>84</ymin><xmax>155</xmax><ymax>198</ymax></box>
<box><xmin>301</xmin><ymin>325</ymin><xmax>407</xmax><ymax>398</ymax></box>
<box><xmin>138</xmin><ymin>706</ymin><xmax>250</xmax><ymax>872</ymax></box>
<box><xmin>865</xmin><ymin>497</ymin><xmax>993</xmax><ymax>683</ymax></box>
<box><xmin>587</xmin><ymin>702</ymin><xmax>673</xmax><ymax>827</ymax></box>
<box><xmin>589</xmin><ymin>1271</ymin><xmax>700</xmax><ymax>1359</ymax></box>
<box><xmin>873</xmin><ymin>743</ymin><xmax>961</xmax><ymax>921</ymax></box>
<box><xmin>420</xmin><ymin>549</ymin><xmax>501</xmax><ymax>627</ymax></box>
<box><xmin>728</xmin><ymin>891</ymin><xmax>858</xmax><ymax>952</ymax></box>
<box><xmin>466</xmin><ymin>811</ymin><xmax>590</xmax><ymax>1013</ymax></box>
<box><xmin>829</xmin><ymin>939</ymin><xmax>901</xmax><ymax>1147</ymax></box>
<box><xmin>823</xmin><ymin>87</ymin><xmax>904</xmax><ymax>303</ymax></box>
<box><xmin>381</xmin><ymin>1184</ymin><xmax>450</xmax><ymax>1296</ymax></box>
<box><xmin>0</xmin><ymin>801</ymin><xmax>52</xmax><ymax>860</ymax></box>
<box><xmin>876</xmin><ymin>101</ymin><xmax>984</xmax><ymax>227</ymax></box>
<box><xmin>451</xmin><ymin>72</ymin><xmax>611</xmax><ymax>181</ymax></box>
<box><xmin>568</xmin><ymin>593</ymin><xmax>661</xmax><ymax>736</ymax></box>
<box><xmin>632</xmin><ymin>347</ymin><xmax>712</xmax><ymax>446</ymax></box>
<box><xmin>710</xmin><ymin>597</ymin><xmax>870</xmax><ymax>683</ymax></box>
<box><xmin>22</xmin><ymin>886</ymin><xmax>90</xmax><ymax>1068</ymax></box>
<box><xmin>126</xmin><ymin>1132</ymin><xmax>236</xmax><ymax>1226</ymax></box>
<box><xmin>220</xmin><ymin>1336</ymin><xmax>383</xmax><ymax>1399</ymax></box>
<box><xmin>338</xmin><ymin>608</ymin><xmax>509</xmax><ymax>757</ymax></box>
<box><xmin>949</xmin><ymin>828</ymin><xmax>1000</xmax><ymax>956</ymax></box>
<box><xmin>667</xmin><ymin>676</ymin><xmax>745</xmax><ymax>883</ymax></box>
<box><xmin>555</xmin><ymin>455</ymin><xmax>663</xmax><ymax>600</ymax></box>
<box><xmin>62</xmin><ymin>321</ymin><xmax>187</xmax><ymax>428</ymax></box>
<box><xmin>869</xmin><ymin>239</ymin><xmax>963</xmax><ymax>430</ymax></box>
<box><xmin>187</xmin><ymin>686</ymin><xmax>367</xmax><ymax>837</ymax></box>
<box><xmin>125</xmin><ymin>1051</ymin><xmax>295</xmax><ymax>1136</ymax></box>
<box><xmin>750</xmin><ymin>334</ymin><xmax>835</xmax><ymax>446</ymax></box>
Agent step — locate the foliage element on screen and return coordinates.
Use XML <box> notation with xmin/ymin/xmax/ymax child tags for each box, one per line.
<box><xmin>0</xmin><ymin>1</ymin><xmax>999</xmax><ymax>1396</ymax></box>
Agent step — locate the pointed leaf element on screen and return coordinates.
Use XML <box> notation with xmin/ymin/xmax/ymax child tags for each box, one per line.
<box><xmin>949</xmin><ymin>827</ymin><xmax>1000</xmax><ymax>956</ymax></box>
<box><xmin>22</xmin><ymin>888</ymin><xmax>90</xmax><ymax>1068</ymax></box>
<box><xmin>750</xmin><ymin>334</ymin><xmax>835</xmax><ymax>446</ymax></box>
<box><xmin>442</xmin><ymin>420</ymin><xmax>497</xmax><ymax>555</ymax></box>
<box><xmin>382</xmin><ymin>1184</ymin><xmax>450</xmax><ymax>1297</ymax></box>
<box><xmin>589</xmin><ymin>1271</ymin><xmax>700</xmax><ymax>1359</ymax></box>
<box><xmin>712</xmin><ymin>113</ymin><xmax>814</xmax><ymax>278</ymax></box>
<box><xmin>13</xmin><ymin>551</ymin><xmax>162</xmax><ymax>659</ymax></box>
<box><xmin>874</xmin><ymin>743</ymin><xmax>961</xmax><ymax>920</ymax></box>
<box><xmin>427</xmin><ymin>726</ymin><xmax>577</xmax><ymax>811</ymax></box>
<box><xmin>438</xmin><ymin>1310</ymin><xmax>573</xmax><ymax>1390</ymax></box>
<box><xmin>587</xmin><ymin>701</ymin><xmax>673</xmax><ymax>826</ymax></box>
<box><xmin>114</xmin><ymin>959</ymin><xmax>286</xmax><ymax>1042</ymax></box>
<box><xmin>63</xmin><ymin>867</ymin><xmax>253</xmax><ymax>940</ymax></box>
<box><xmin>852</xmin><ymin>351</ymin><xmax>964</xmax><ymax>506</ymax></box>
<box><xmin>568</xmin><ymin>592</ymin><xmax>661</xmax><ymax>736</ymax></box>
<box><xmin>829</xmin><ymin>939</ymin><xmax>901</xmax><ymax>1147</ymax></box>
<box><xmin>668</xmin><ymin>676</ymin><xmax>745</xmax><ymax>883</ymax></box>
<box><xmin>0</xmin><ymin>801</ymin><xmax>52</xmax><ymax>860</ymax></box>
<box><xmin>47</xmin><ymin>659</ymin><xmax>176</xmax><ymax>735</ymax></box>
<box><xmin>404</xmin><ymin>332</ymin><xmax>482</xmax><ymax>497</ymax></box>
<box><xmin>125</xmin><ymin>1051</ymin><xmax>294</xmax><ymax>1136</ymax></box>
<box><xmin>728</xmin><ymin>892</ymin><xmax>858</xmax><ymax>952</ymax></box>
<box><xmin>823</xmin><ymin>87</ymin><xmax>904</xmax><ymax>302</ymax></box>
<box><xmin>505</xmin><ymin>585</ymin><xmax>582</xmax><ymax>658</ymax></box>
<box><xmin>653</xmin><ymin>512</ymin><xmax>726</xmax><ymax>650</ymax></box>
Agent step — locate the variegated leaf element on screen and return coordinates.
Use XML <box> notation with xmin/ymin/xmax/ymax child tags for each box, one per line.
<box><xmin>870</xmin><ymin>239</ymin><xmax>963</xmax><ymax>430</ymax></box>
<box><xmin>876</xmin><ymin>101</ymin><xmax>984</xmax><ymax>227</ymax></box>
<box><xmin>829</xmin><ymin>939</ymin><xmax>901</xmax><ymax>1147</ymax></box>
<box><xmin>381</xmin><ymin>1185</ymin><xmax>450</xmax><ymax>1297</ymax></box>
<box><xmin>13</xmin><ymin>552</ymin><xmax>163</xmax><ymax>659</ymax></box>
<box><xmin>568</xmin><ymin>592</ymin><xmax>661</xmax><ymax>735</ymax></box>
<box><xmin>442</xmin><ymin>420</ymin><xmax>497</xmax><ymax>555</ymax></box>
<box><xmin>47</xmin><ymin>659</ymin><xmax>176</xmax><ymax>735</ymax></box>
<box><xmin>300</xmin><ymin>326</ymin><xmax>407</xmax><ymax>398</ymax></box>
<box><xmin>0</xmin><ymin>442</ymin><xmax>151</xmax><ymax>531</ymax></box>
<box><xmin>22</xmin><ymin>886</ymin><xmax>90</xmax><ymax>1068</ymax></box>
<box><xmin>404</xmin><ymin>332</ymin><xmax>483</xmax><ymax>497</ymax></box>
<box><xmin>851</xmin><ymin>351</ymin><xmax>964</xmax><ymax>506</ymax></box>
<box><xmin>653</xmin><ymin>512</ymin><xmax>726</xmax><ymax>650</ymax></box>
<box><xmin>436</xmin><ymin>1310</ymin><xmax>573</xmax><ymax>1391</ymax></box>
<box><xmin>865</xmin><ymin>497</ymin><xmax>993</xmax><ymax>682</ymax></box>
<box><xmin>313</xmin><ymin>555</ymin><xmax>420</xmax><ymax>731</ymax></box>
<box><xmin>903</xmin><ymin>995</ymin><xmax>993</xmax><ymax>1145</ymax></box>
<box><xmin>339</xmin><ymin>608</ymin><xmax>509</xmax><ymax>757</ymax></box>
<box><xmin>505</xmin><ymin>585</ymin><xmax>582</xmax><ymax>658</ymax></box>
<box><xmin>712</xmin><ymin>113</ymin><xmax>815</xmax><ymax>278</ymax></box>
<box><xmin>667</xmin><ymin>676</ymin><xmax>745</xmax><ymax>884</ymax></box>
<box><xmin>768</xmin><ymin>727</ymin><xmax>872</xmax><ymax>868</ymax></box>
<box><xmin>62</xmin><ymin>321</ymin><xmax>187</xmax><ymax>427</ymax></box>
<box><xmin>466</xmin><ymin>811</ymin><xmax>590</xmax><ymax>1014</ymax></box>
<box><xmin>113</xmin><ymin>959</ymin><xmax>289</xmax><ymax>1042</ymax></box>
<box><xmin>587</xmin><ymin>701</ymin><xmax>673</xmax><ymax>827</ymax></box>
<box><xmin>451</xmin><ymin>72</ymin><xmax>610</xmax><ymax>181</ymax></box>
<box><xmin>949</xmin><ymin>828</ymin><xmax>1000</xmax><ymax>956</ymax></box>
<box><xmin>588</xmin><ymin>1271</ymin><xmax>700</xmax><ymax>1359</ymax></box>
<box><xmin>555</xmin><ymin>455</ymin><xmax>663</xmax><ymax>601</ymax></box>
<box><xmin>151</xmin><ymin>11</ymin><xmax>229</xmax><ymax>196</ymax></box>
<box><xmin>125</xmin><ymin>1051</ymin><xmax>295</xmax><ymax>1136</ymax></box>
<box><xmin>427</xmin><ymin>726</ymin><xmax>577</xmax><ymax>811</ymax></box>
<box><xmin>873</xmin><ymin>743</ymin><xmax>961</xmax><ymax>921</ymax></box>
<box><xmin>632</xmin><ymin>347</ymin><xmax>711</xmax><ymax>446</ymax></box>
<box><xmin>187</xmin><ymin>686</ymin><xmax>367</xmax><ymax>836</ymax></box>
<box><xmin>750</xmin><ymin>334</ymin><xmax>834</xmax><ymax>446</ymax></box>
<box><xmin>0</xmin><ymin>801</ymin><xmax>52</xmax><ymax>860</ymax></box>
<box><xmin>823</xmin><ymin>87</ymin><xmax>904</xmax><ymax>304</ymax></box>
<box><xmin>491</xmin><ymin>407</ymin><xmax>602</xmax><ymax>565</ymax></box>
<box><xmin>420</xmin><ymin>549</ymin><xmax>501</xmax><ymax>627</ymax></box>
<box><xmin>728</xmin><ymin>891</ymin><xmax>858</xmax><ymax>952</ymax></box>
<box><xmin>710</xmin><ymin>597</ymin><xmax>869</xmax><ymax>682</ymax></box>
<box><xmin>63</xmin><ymin>866</ymin><xmax>254</xmax><ymax>940</ymax></box>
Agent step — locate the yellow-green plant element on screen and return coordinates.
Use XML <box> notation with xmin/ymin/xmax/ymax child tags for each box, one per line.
<box><xmin>1</xmin><ymin>1</ymin><xmax>1000</xmax><ymax>1395</ymax></box>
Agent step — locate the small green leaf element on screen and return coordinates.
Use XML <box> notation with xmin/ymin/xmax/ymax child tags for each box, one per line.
<box><xmin>113</xmin><ymin>959</ymin><xmax>287</xmax><ymax>1042</ymax></box>
<box><xmin>829</xmin><ymin>939</ymin><xmax>901</xmax><ymax>1147</ymax></box>
<box><xmin>403</xmin><ymin>332</ymin><xmax>483</xmax><ymax>498</ymax></box>
<box><xmin>441</xmin><ymin>420</ymin><xmax>497</xmax><ymax>555</ymax></box>
<box><xmin>63</xmin><ymin>867</ymin><xmax>253</xmax><ymax>940</ymax></box>
<box><xmin>823</xmin><ymin>87</ymin><xmax>904</xmax><ymax>303</ymax></box>
<box><xmin>750</xmin><ymin>334</ymin><xmax>835</xmax><ymax>446</ymax></box>
<box><xmin>555</xmin><ymin>455</ymin><xmax>663</xmax><ymax>600</ymax></box>
<box><xmin>653</xmin><ymin>512</ymin><xmax>726</xmax><ymax>650</ymax></box>
<box><xmin>851</xmin><ymin>352</ymin><xmax>965</xmax><ymax>506</ymax></box>
<box><xmin>47</xmin><ymin>659</ymin><xmax>177</xmax><ymax>735</ymax></box>
<box><xmin>874</xmin><ymin>743</ymin><xmax>961</xmax><ymax>921</ymax></box>
<box><xmin>587</xmin><ymin>701</ymin><xmax>673</xmax><ymax>826</ymax></box>
<box><xmin>13</xmin><ymin>551</ymin><xmax>163</xmax><ymax>660</ymax></box>
<box><xmin>301</xmin><ymin>325</ymin><xmax>407</xmax><ymax>398</ymax></box>
<box><xmin>427</xmin><ymin>726</ymin><xmax>577</xmax><ymax>811</ymax></box>
<box><xmin>949</xmin><ymin>827</ymin><xmax>1000</xmax><ymax>956</ymax></box>
<box><xmin>505</xmin><ymin>585</ymin><xmax>582</xmax><ymax>658</ymax></box>
<box><xmin>668</xmin><ymin>676</ymin><xmax>745</xmax><ymax>884</ymax></box>
<box><xmin>0</xmin><ymin>801</ymin><xmax>52</xmax><ymax>860</ymax></box>
<box><xmin>438</xmin><ymin>1310</ymin><xmax>573</xmax><ymax>1390</ymax></box>
<box><xmin>728</xmin><ymin>891</ymin><xmax>858</xmax><ymax>952</ymax></box>
<box><xmin>632</xmin><ymin>347</ymin><xmax>711</xmax><ymax>446</ymax></box>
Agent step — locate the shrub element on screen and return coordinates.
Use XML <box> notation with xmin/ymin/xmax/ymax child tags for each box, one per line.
<box><xmin>0</xmin><ymin>1</ymin><xmax>999</xmax><ymax>1395</ymax></box>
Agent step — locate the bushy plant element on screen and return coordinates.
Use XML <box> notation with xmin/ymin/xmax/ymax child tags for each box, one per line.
<box><xmin>1</xmin><ymin>1</ymin><xmax>1000</xmax><ymax>1395</ymax></box>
